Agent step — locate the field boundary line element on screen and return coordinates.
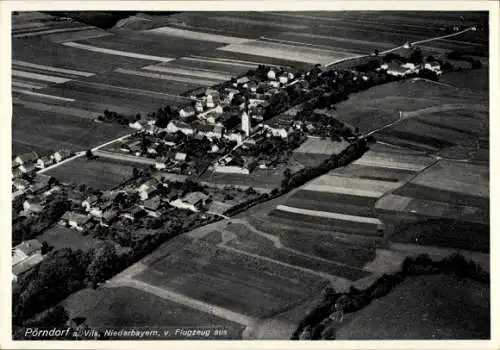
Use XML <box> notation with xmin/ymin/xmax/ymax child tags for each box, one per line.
<box><xmin>106</xmin><ymin>278</ymin><xmax>258</xmax><ymax>327</ymax></box>
<box><xmin>230</xmin><ymin>219</ymin><xmax>373</xmax><ymax>272</ymax></box>
<box><xmin>219</xmin><ymin>244</ymin><xmax>352</xmax><ymax>285</ymax></box>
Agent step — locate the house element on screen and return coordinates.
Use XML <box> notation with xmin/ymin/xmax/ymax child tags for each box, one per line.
<box><xmin>19</xmin><ymin>162</ymin><xmax>37</xmax><ymax>174</ymax></box>
<box><xmin>36</xmin><ymin>155</ymin><xmax>54</xmax><ymax>169</ymax></box>
<box><xmin>129</xmin><ymin>119</ymin><xmax>148</xmax><ymax>130</ymax></box>
<box><xmin>166</xmin><ymin>120</ymin><xmax>195</xmax><ymax>135</ymax></box>
<box><xmin>82</xmin><ymin>195</ymin><xmax>99</xmax><ymax>211</ymax></box>
<box><xmin>386</xmin><ymin>62</ymin><xmax>412</xmax><ymax>77</ymax></box>
<box><xmin>141</xmin><ymin>196</ymin><xmax>162</xmax><ymax>217</ymax></box>
<box><xmin>174</xmin><ymin>152</ymin><xmax>187</xmax><ymax>162</ymax></box>
<box><xmin>89</xmin><ymin>200</ymin><xmax>113</xmax><ymax>218</ymax></box>
<box><xmin>279</xmin><ymin>73</ymin><xmax>289</xmax><ymax>84</ymax></box>
<box><xmin>13</xmin><ymin>178</ymin><xmax>30</xmax><ymax>191</ymax></box>
<box><xmin>267</xmin><ymin>69</ymin><xmax>277</xmax><ymax>80</ymax></box>
<box><xmin>12</xmin><ymin>166</ymin><xmax>23</xmax><ymax>179</ymax></box>
<box><xmin>51</xmin><ymin>149</ymin><xmax>72</xmax><ymax>163</ymax></box>
<box><xmin>224</xmin><ymin>131</ymin><xmax>244</xmax><ymax>145</ymax></box>
<box><xmin>14</xmin><ymin>151</ymin><xmax>39</xmax><ymax>166</ymax></box>
<box><xmin>214</xmin><ymin>165</ymin><xmax>250</xmax><ymax>175</ymax></box>
<box><xmin>179</xmin><ymin>105</ymin><xmax>195</xmax><ymax>118</ymax></box>
<box><xmin>42</xmin><ymin>185</ymin><xmax>61</xmax><ymax>198</ymax></box>
<box><xmin>120</xmin><ymin>206</ymin><xmax>146</xmax><ymax>221</ymax></box>
<box><xmin>245</xmin><ymin>81</ymin><xmax>258</xmax><ymax>92</ymax></box>
<box><xmin>23</xmin><ymin>197</ymin><xmax>45</xmax><ymax>214</ymax></box>
<box><xmin>195</xmin><ymin>100</ymin><xmax>204</xmax><ymax>113</ymax></box>
<box><xmin>61</xmin><ymin>211</ymin><xmax>92</xmax><ymax>231</ymax></box>
<box><xmin>263</xmin><ymin>124</ymin><xmax>289</xmax><ymax>138</ymax></box>
<box><xmin>138</xmin><ymin>179</ymin><xmax>159</xmax><ymax>200</ymax></box>
<box><xmin>100</xmin><ymin>209</ymin><xmax>119</xmax><ymax>227</ymax></box>
<box><xmin>170</xmin><ymin>191</ymin><xmax>209</xmax><ymax>212</ymax></box>
<box><xmin>424</xmin><ymin>61</ymin><xmax>442</xmax><ymax>74</ymax></box>
<box><xmin>12</xmin><ymin>239</ymin><xmax>43</xmax><ymax>265</ymax></box>
<box><xmin>236</xmin><ymin>76</ymin><xmax>250</xmax><ymax>85</ymax></box>
<box><xmin>31</xmin><ymin>174</ymin><xmax>51</xmax><ymax>194</ymax></box>
<box><xmin>155</xmin><ymin>162</ymin><xmax>166</xmax><ymax>170</ymax></box>
<box><xmin>12</xmin><ymin>239</ymin><xmax>44</xmax><ymax>283</ymax></box>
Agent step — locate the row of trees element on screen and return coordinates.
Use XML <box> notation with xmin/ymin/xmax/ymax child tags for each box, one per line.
<box><xmin>293</xmin><ymin>253</ymin><xmax>489</xmax><ymax>340</ymax></box>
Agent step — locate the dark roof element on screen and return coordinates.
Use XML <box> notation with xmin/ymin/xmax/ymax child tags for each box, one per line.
<box><xmin>12</xmin><ymin>253</ymin><xmax>43</xmax><ymax>276</ymax></box>
<box><xmin>143</xmin><ymin>197</ymin><xmax>161</xmax><ymax>211</ymax></box>
<box><xmin>17</xmin><ymin>151</ymin><xmax>39</xmax><ymax>163</ymax></box>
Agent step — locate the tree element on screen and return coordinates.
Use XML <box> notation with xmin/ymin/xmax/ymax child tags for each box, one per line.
<box><xmin>86</xmin><ymin>242</ymin><xmax>119</xmax><ymax>288</ymax></box>
<box><xmin>85</xmin><ymin>149</ymin><xmax>94</xmax><ymax>160</ymax></box>
<box><xmin>409</xmin><ymin>49</ymin><xmax>423</xmax><ymax>64</ymax></box>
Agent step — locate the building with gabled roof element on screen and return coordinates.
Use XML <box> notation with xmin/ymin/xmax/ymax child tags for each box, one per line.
<box><xmin>14</xmin><ymin>151</ymin><xmax>39</xmax><ymax>166</ymax></box>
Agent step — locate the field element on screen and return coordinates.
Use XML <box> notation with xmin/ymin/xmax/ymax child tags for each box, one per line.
<box><xmin>45</xmin><ymin>157</ymin><xmax>136</xmax><ymax>190</ymax></box>
<box><xmin>38</xmin><ymin>225</ymin><xmax>104</xmax><ymax>252</ymax></box>
<box><xmin>61</xmin><ymin>286</ymin><xmax>245</xmax><ymax>339</ymax></box>
<box><xmin>12</xmin><ymin>105</ymin><xmax>130</xmax><ymax>155</ymax></box>
<box><xmin>336</xmin><ymin>273</ymin><xmax>490</xmax><ymax>339</ymax></box>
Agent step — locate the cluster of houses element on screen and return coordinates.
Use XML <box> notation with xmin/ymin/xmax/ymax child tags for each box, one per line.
<box><xmin>58</xmin><ymin>177</ymin><xmax>211</xmax><ymax>233</ymax></box>
<box><xmin>13</xmin><ymin>173</ymin><xmax>59</xmax><ymax>218</ymax></box>
<box><xmin>379</xmin><ymin>60</ymin><xmax>442</xmax><ymax>77</ymax></box>
<box><xmin>12</xmin><ymin>149</ymin><xmax>73</xmax><ymax>179</ymax></box>
<box><xmin>120</xmin><ymin>66</ymin><xmax>311</xmax><ymax>175</ymax></box>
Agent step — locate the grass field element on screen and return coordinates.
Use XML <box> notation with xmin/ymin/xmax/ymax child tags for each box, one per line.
<box><xmin>38</xmin><ymin>225</ymin><xmax>103</xmax><ymax>252</ymax></box>
<box><xmin>12</xmin><ymin>105</ymin><xmax>130</xmax><ymax>155</ymax></box>
<box><xmin>134</xmin><ymin>239</ymin><xmax>327</xmax><ymax>319</ymax></box>
<box><xmin>61</xmin><ymin>286</ymin><xmax>245</xmax><ymax>338</ymax></box>
<box><xmin>294</xmin><ymin>138</ymin><xmax>350</xmax><ymax>155</ymax></box>
<box><xmin>336</xmin><ymin>273</ymin><xmax>490</xmax><ymax>339</ymax></box>
<box><xmin>46</xmin><ymin>157</ymin><xmax>136</xmax><ymax>191</ymax></box>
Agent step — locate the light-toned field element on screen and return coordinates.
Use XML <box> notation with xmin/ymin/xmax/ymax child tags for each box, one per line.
<box><xmin>146</xmin><ymin>26</ymin><xmax>252</xmax><ymax>44</ymax></box>
<box><xmin>411</xmin><ymin>160</ymin><xmax>489</xmax><ymax>197</ymax></box>
<box><xmin>305</xmin><ymin>174</ymin><xmax>403</xmax><ymax>197</ymax></box>
<box><xmin>218</xmin><ymin>39</ymin><xmax>357</xmax><ymax>65</ymax></box>
<box><xmin>293</xmin><ymin>138</ymin><xmax>350</xmax><ymax>155</ymax></box>
<box><xmin>142</xmin><ymin>64</ymin><xmax>232</xmax><ymax>81</ymax></box>
<box><xmin>62</xmin><ymin>41</ymin><xmax>176</xmax><ymax>62</ymax></box>
<box><xmin>115</xmin><ymin>67</ymin><xmax>220</xmax><ymax>86</ymax></box>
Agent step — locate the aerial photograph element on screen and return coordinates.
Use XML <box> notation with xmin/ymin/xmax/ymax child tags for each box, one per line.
<box><xmin>9</xmin><ymin>9</ymin><xmax>490</xmax><ymax>342</ymax></box>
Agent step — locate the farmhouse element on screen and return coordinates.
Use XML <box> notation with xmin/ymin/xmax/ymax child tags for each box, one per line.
<box><xmin>100</xmin><ymin>209</ymin><xmax>119</xmax><ymax>227</ymax></box>
<box><xmin>141</xmin><ymin>196</ymin><xmax>162</xmax><ymax>217</ymax></box>
<box><xmin>61</xmin><ymin>212</ymin><xmax>92</xmax><ymax>231</ymax></box>
<box><xmin>82</xmin><ymin>195</ymin><xmax>99</xmax><ymax>211</ymax></box>
<box><xmin>174</xmin><ymin>152</ymin><xmax>187</xmax><ymax>162</ymax></box>
<box><xmin>12</xmin><ymin>239</ymin><xmax>44</xmax><ymax>283</ymax></box>
<box><xmin>36</xmin><ymin>155</ymin><xmax>54</xmax><ymax>169</ymax></box>
<box><xmin>51</xmin><ymin>149</ymin><xmax>72</xmax><ymax>163</ymax></box>
<box><xmin>129</xmin><ymin>119</ymin><xmax>148</xmax><ymax>130</ymax></box>
<box><xmin>425</xmin><ymin>61</ymin><xmax>442</xmax><ymax>74</ymax></box>
<box><xmin>120</xmin><ymin>206</ymin><xmax>146</xmax><ymax>222</ymax></box>
<box><xmin>19</xmin><ymin>162</ymin><xmax>37</xmax><ymax>174</ymax></box>
<box><xmin>12</xmin><ymin>166</ymin><xmax>23</xmax><ymax>179</ymax></box>
<box><xmin>23</xmin><ymin>197</ymin><xmax>45</xmax><ymax>214</ymax></box>
<box><xmin>237</xmin><ymin>76</ymin><xmax>250</xmax><ymax>85</ymax></box>
<box><xmin>13</xmin><ymin>178</ymin><xmax>30</xmax><ymax>191</ymax></box>
<box><xmin>166</xmin><ymin>120</ymin><xmax>195</xmax><ymax>135</ymax></box>
<box><xmin>138</xmin><ymin>179</ymin><xmax>160</xmax><ymax>200</ymax></box>
<box><xmin>31</xmin><ymin>174</ymin><xmax>51</xmax><ymax>194</ymax></box>
<box><xmin>170</xmin><ymin>191</ymin><xmax>209</xmax><ymax>212</ymax></box>
<box><xmin>179</xmin><ymin>105</ymin><xmax>196</xmax><ymax>119</ymax></box>
<box><xmin>14</xmin><ymin>151</ymin><xmax>39</xmax><ymax>166</ymax></box>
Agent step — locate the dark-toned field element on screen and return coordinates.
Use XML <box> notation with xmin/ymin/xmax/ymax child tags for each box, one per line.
<box><xmin>61</xmin><ymin>286</ymin><xmax>245</xmax><ymax>338</ymax></box>
<box><xmin>336</xmin><ymin>273</ymin><xmax>490</xmax><ymax>339</ymax></box>
<box><xmin>46</xmin><ymin>157</ymin><xmax>136</xmax><ymax>190</ymax></box>
<box><xmin>134</xmin><ymin>239</ymin><xmax>327</xmax><ymax>319</ymax></box>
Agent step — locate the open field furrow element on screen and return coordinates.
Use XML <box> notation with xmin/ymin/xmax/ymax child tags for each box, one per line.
<box><xmin>12</xmin><ymin>89</ymin><xmax>75</xmax><ymax>102</ymax></box>
<box><xmin>115</xmin><ymin>67</ymin><xmax>220</xmax><ymax>86</ymax></box>
<box><xmin>12</xmin><ymin>59</ymin><xmax>96</xmax><ymax>77</ymax></box>
<box><xmin>145</xmin><ymin>26</ymin><xmax>252</xmax><ymax>44</ymax></box>
<box><xmin>13</xmin><ymin>26</ymin><xmax>95</xmax><ymax>38</ymax></box>
<box><xmin>12</xmin><ymin>69</ymin><xmax>72</xmax><ymax>84</ymax></box>
<box><xmin>143</xmin><ymin>64</ymin><xmax>231</xmax><ymax>81</ymax></box>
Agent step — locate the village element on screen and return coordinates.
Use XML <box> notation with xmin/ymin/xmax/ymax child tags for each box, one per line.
<box><xmin>11</xmin><ymin>46</ymin><xmax>448</xmax><ymax>284</ymax></box>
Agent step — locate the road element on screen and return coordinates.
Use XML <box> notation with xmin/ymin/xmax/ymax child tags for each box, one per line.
<box><xmin>37</xmin><ymin>132</ymin><xmax>133</xmax><ymax>174</ymax></box>
<box><xmin>324</xmin><ymin>26</ymin><xmax>477</xmax><ymax>67</ymax></box>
